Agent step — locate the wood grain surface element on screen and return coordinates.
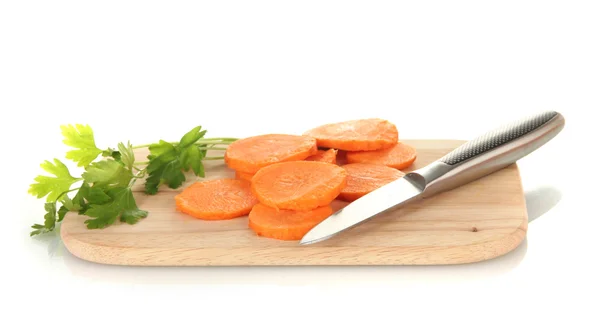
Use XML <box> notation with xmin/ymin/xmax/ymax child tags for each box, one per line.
<box><xmin>60</xmin><ymin>140</ymin><xmax>527</xmax><ymax>266</ymax></box>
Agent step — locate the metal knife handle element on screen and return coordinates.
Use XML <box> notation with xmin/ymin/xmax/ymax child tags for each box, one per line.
<box><xmin>411</xmin><ymin>110</ymin><xmax>565</xmax><ymax>197</ymax></box>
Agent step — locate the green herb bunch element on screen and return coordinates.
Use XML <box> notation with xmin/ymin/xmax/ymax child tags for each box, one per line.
<box><xmin>27</xmin><ymin>124</ymin><xmax>236</xmax><ymax>236</ymax></box>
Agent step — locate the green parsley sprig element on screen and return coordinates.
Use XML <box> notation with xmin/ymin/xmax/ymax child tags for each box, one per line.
<box><xmin>27</xmin><ymin>124</ymin><xmax>237</xmax><ymax>236</ymax></box>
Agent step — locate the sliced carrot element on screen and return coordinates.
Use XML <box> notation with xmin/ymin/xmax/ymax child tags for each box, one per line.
<box><xmin>225</xmin><ymin>134</ymin><xmax>317</xmax><ymax>174</ymax></box>
<box><xmin>174</xmin><ymin>179</ymin><xmax>259</xmax><ymax>220</ymax></box>
<box><xmin>305</xmin><ymin>148</ymin><xmax>338</xmax><ymax>164</ymax></box>
<box><xmin>338</xmin><ymin>163</ymin><xmax>405</xmax><ymax>202</ymax></box>
<box><xmin>251</xmin><ymin>161</ymin><xmax>347</xmax><ymax>211</ymax></box>
<box><xmin>346</xmin><ymin>142</ymin><xmax>417</xmax><ymax>170</ymax></box>
<box><xmin>248</xmin><ymin>203</ymin><xmax>333</xmax><ymax>240</ymax></box>
<box><xmin>235</xmin><ymin>170</ymin><xmax>255</xmax><ymax>182</ymax></box>
<box><xmin>303</xmin><ymin>118</ymin><xmax>398</xmax><ymax>151</ymax></box>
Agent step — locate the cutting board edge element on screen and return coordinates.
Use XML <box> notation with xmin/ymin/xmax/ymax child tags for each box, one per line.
<box><xmin>60</xmin><ymin>212</ymin><xmax>528</xmax><ymax>267</ymax></box>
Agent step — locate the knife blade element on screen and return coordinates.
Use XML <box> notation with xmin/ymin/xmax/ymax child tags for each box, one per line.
<box><xmin>300</xmin><ymin>110</ymin><xmax>565</xmax><ymax>245</ymax></box>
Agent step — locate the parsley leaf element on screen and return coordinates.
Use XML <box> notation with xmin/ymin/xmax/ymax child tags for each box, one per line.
<box><xmin>143</xmin><ymin>126</ymin><xmax>209</xmax><ymax>194</ymax></box>
<box><xmin>118</xmin><ymin>141</ymin><xmax>135</xmax><ymax>171</ymax></box>
<box><xmin>61</xmin><ymin>194</ymin><xmax>75</xmax><ymax>210</ymax></box>
<box><xmin>102</xmin><ymin>147</ymin><xmax>122</xmax><ymax>162</ymax></box>
<box><xmin>84</xmin><ymin>187</ymin><xmax>147</xmax><ymax>229</ymax></box>
<box><xmin>61</xmin><ymin>124</ymin><xmax>103</xmax><ymax>167</ymax></box>
<box><xmin>69</xmin><ymin>182</ymin><xmax>111</xmax><ymax>216</ymax></box>
<box><xmin>144</xmin><ymin>159</ymin><xmax>185</xmax><ymax>194</ymax></box>
<box><xmin>180</xmin><ymin>144</ymin><xmax>205</xmax><ymax>177</ymax></box>
<box><xmin>57</xmin><ymin>206</ymin><xmax>69</xmax><ymax>222</ymax></box>
<box><xmin>178</xmin><ymin>125</ymin><xmax>206</xmax><ymax>148</ymax></box>
<box><xmin>177</xmin><ymin>126</ymin><xmax>206</xmax><ymax>176</ymax></box>
<box><xmin>148</xmin><ymin>140</ymin><xmax>178</xmax><ymax>159</ymax></box>
<box><xmin>120</xmin><ymin>200</ymin><xmax>149</xmax><ymax>224</ymax></box>
<box><xmin>30</xmin><ymin>202</ymin><xmax>57</xmax><ymax>236</ymax></box>
<box><xmin>83</xmin><ymin>159</ymin><xmax>133</xmax><ymax>188</ymax></box>
<box><xmin>86</xmin><ymin>186</ymin><xmax>112</xmax><ymax>204</ymax></box>
<box><xmin>144</xmin><ymin>141</ymin><xmax>182</xmax><ymax>194</ymax></box>
<box><xmin>72</xmin><ymin>182</ymin><xmax>90</xmax><ymax>213</ymax></box>
<box><xmin>84</xmin><ymin>204</ymin><xmax>120</xmax><ymax>229</ymax></box>
<box><xmin>28</xmin><ymin>159</ymin><xmax>80</xmax><ymax>202</ymax></box>
<box><xmin>57</xmin><ymin>195</ymin><xmax>83</xmax><ymax>222</ymax></box>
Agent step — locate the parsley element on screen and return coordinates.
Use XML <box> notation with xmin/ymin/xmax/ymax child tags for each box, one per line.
<box><xmin>144</xmin><ymin>126</ymin><xmax>208</xmax><ymax>194</ymax></box>
<box><xmin>28</xmin><ymin>159</ymin><xmax>81</xmax><ymax>202</ymax></box>
<box><xmin>84</xmin><ymin>187</ymin><xmax>146</xmax><ymax>229</ymax></box>
<box><xmin>61</xmin><ymin>124</ymin><xmax>103</xmax><ymax>167</ymax></box>
<box><xmin>30</xmin><ymin>202</ymin><xmax>57</xmax><ymax>236</ymax></box>
<box><xmin>83</xmin><ymin>159</ymin><xmax>133</xmax><ymax>188</ymax></box>
<box><xmin>27</xmin><ymin>124</ymin><xmax>237</xmax><ymax>236</ymax></box>
<box><xmin>57</xmin><ymin>195</ymin><xmax>81</xmax><ymax>222</ymax></box>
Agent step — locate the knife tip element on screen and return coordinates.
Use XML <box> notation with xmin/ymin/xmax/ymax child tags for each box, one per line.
<box><xmin>298</xmin><ymin>234</ymin><xmax>331</xmax><ymax>245</ymax></box>
<box><xmin>298</xmin><ymin>238</ymin><xmax>314</xmax><ymax>245</ymax></box>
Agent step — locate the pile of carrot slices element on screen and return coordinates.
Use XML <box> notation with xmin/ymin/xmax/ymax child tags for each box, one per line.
<box><xmin>174</xmin><ymin>118</ymin><xmax>417</xmax><ymax>241</ymax></box>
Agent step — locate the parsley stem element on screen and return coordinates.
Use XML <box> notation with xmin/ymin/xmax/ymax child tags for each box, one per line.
<box><xmin>134</xmin><ymin>153</ymin><xmax>224</xmax><ymax>164</ymax></box>
<box><xmin>132</xmin><ymin>139</ymin><xmax>236</xmax><ymax>149</ymax></box>
<box><xmin>204</xmin><ymin>156</ymin><xmax>225</xmax><ymax>160</ymax></box>
<box><xmin>55</xmin><ymin>188</ymin><xmax>79</xmax><ymax>201</ymax></box>
<box><xmin>197</xmin><ymin>137</ymin><xmax>238</xmax><ymax>142</ymax></box>
<box><xmin>198</xmin><ymin>146</ymin><xmax>228</xmax><ymax>151</ymax></box>
<box><xmin>128</xmin><ymin>169</ymin><xmax>147</xmax><ymax>187</ymax></box>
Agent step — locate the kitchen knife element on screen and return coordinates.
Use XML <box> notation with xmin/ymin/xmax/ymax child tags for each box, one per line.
<box><xmin>299</xmin><ymin>110</ymin><xmax>565</xmax><ymax>245</ymax></box>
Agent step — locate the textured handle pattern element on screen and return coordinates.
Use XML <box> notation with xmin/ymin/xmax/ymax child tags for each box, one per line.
<box><xmin>440</xmin><ymin>111</ymin><xmax>558</xmax><ymax>165</ymax></box>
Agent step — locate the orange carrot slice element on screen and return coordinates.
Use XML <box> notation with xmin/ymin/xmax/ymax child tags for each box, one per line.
<box><xmin>303</xmin><ymin>118</ymin><xmax>398</xmax><ymax>151</ymax></box>
<box><xmin>248</xmin><ymin>203</ymin><xmax>333</xmax><ymax>240</ymax></box>
<box><xmin>338</xmin><ymin>163</ymin><xmax>405</xmax><ymax>201</ymax></box>
<box><xmin>235</xmin><ymin>170</ymin><xmax>255</xmax><ymax>182</ymax></box>
<box><xmin>346</xmin><ymin>142</ymin><xmax>417</xmax><ymax>170</ymax></box>
<box><xmin>225</xmin><ymin>134</ymin><xmax>317</xmax><ymax>174</ymax></box>
<box><xmin>251</xmin><ymin>161</ymin><xmax>347</xmax><ymax>211</ymax></box>
<box><xmin>175</xmin><ymin>179</ymin><xmax>259</xmax><ymax>220</ymax></box>
<box><xmin>305</xmin><ymin>148</ymin><xmax>338</xmax><ymax>164</ymax></box>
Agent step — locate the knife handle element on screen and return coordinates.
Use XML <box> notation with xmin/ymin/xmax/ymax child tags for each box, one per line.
<box><xmin>413</xmin><ymin>110</ymin><xmax>565</xmax><ymax>197</ymax></box>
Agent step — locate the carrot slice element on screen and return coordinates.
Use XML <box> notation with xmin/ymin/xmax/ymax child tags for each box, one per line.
<box><xmin>305</xmin><ymin>148</ymin><xmax>338</xmax><ymax>164</ymax></box>
<box><xmin>225</xmin><ymin>134</ymin><xmax>318</xmax><ymax>174</ymax></box>
<box><xmin>235</xmin><ymin>170</ymin><xmax>255</xmax><ymax>182</ymax></box>
<box><xmin>346</xmin><ymin>142</ymin><xmax>417</xmax><ymax>170</ymax></box>
<box><xmin>251</xmin><ymin>161</ymin><xmax>347</xmax><ymax>211</ymax></box>
<box><xmin>174</xmin><ymin>179</ymin><xmax>259</xmax><ymax>220</ymax></box>
<box><xmin>338</xmin><ymin>163</ymin><xmax>405</xmax><ymax>202</ymax></box>
<box><xmin>303</xmin><ymin>118</ymin><xmax>398</xmax><ymax>151</ymax></box>
<box><xmin>248</xmin><ymin>203</ymin><xmax>333</xmax><ymax>240</ymax></box>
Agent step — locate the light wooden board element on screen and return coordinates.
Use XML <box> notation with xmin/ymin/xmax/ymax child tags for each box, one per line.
<box><xmin>60</xmin><ymin>140</ymin><xmax>527</xmax><ymax>266</ymax></box>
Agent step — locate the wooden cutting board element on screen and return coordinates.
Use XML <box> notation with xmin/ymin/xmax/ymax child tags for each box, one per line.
<box><xmin>60</xmin><ymin>139</ymin><xmax>527</xmax><ymax>266</ymax></box>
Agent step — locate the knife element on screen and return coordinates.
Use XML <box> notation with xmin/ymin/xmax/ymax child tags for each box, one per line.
<box><xmin>299</xmin><ymin>110</ymin><xmax>565</xmax><ymax>245</ymax></box>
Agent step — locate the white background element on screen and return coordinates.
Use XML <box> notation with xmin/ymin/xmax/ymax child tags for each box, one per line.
<box><xmin>1</xmin><ymin>1</ymin><xmax>599</xmax><ymax>308</ymax></box>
